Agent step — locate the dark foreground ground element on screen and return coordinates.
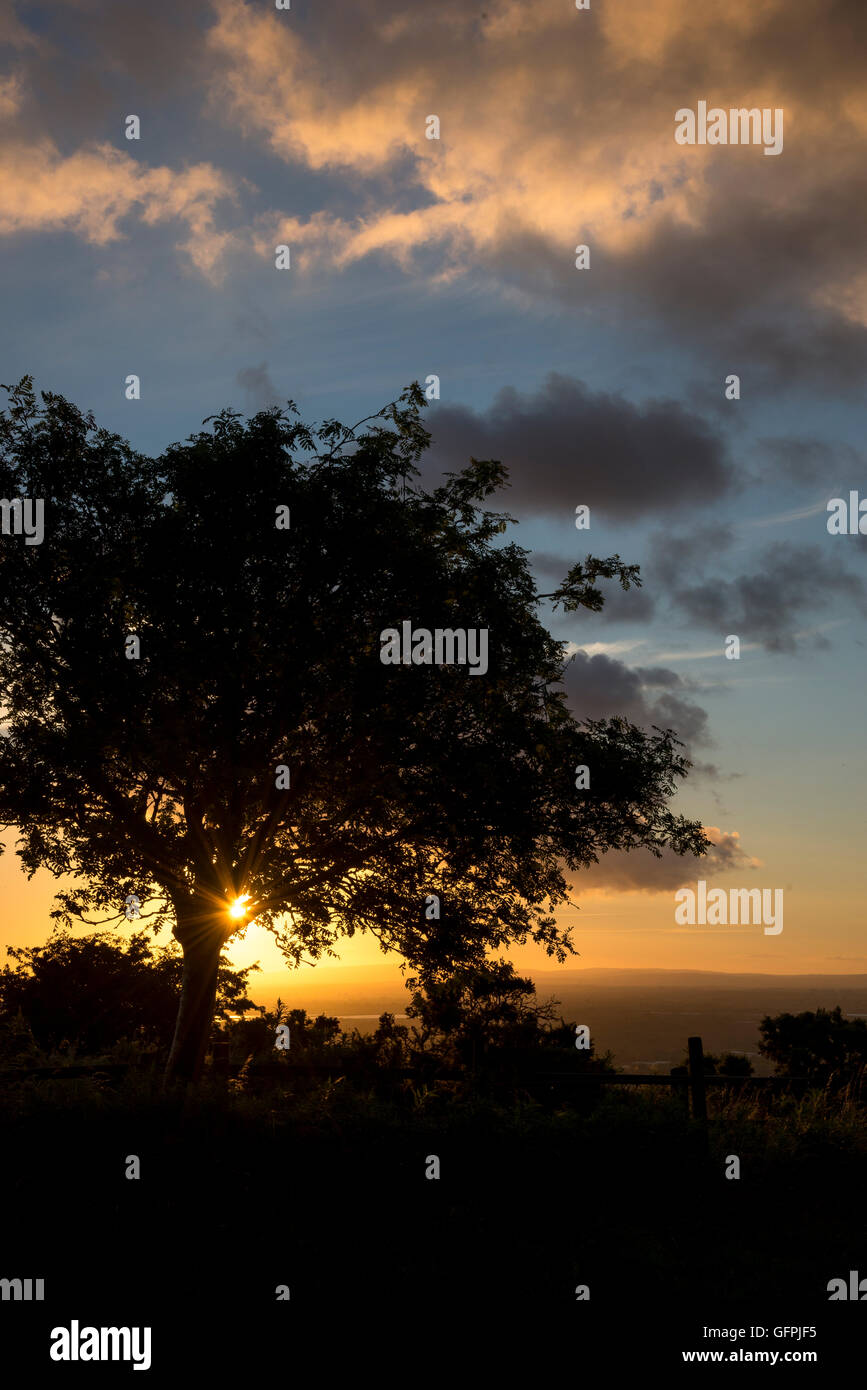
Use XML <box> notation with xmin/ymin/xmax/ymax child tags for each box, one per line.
<box><xmin>1</xmin><ymin>1073</ymin><xmax>864</xmax><ymax>1376</ymax></box>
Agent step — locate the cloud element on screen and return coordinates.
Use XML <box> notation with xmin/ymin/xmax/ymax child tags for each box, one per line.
<box><xmin>669</xmin><ymin>541</ymin><xmax>867</xmax><ymax>652</ymax></box>
<box><xmin>646</xmin><ymin>520</ymin><xmax>867</xmax><ymax>652</ymax></box>
<box><xmin>0</xmin><ymin>10</ymin><xmax>41</xmax><ymax>48</ymax></box>
<box><xmin>568</xmin><ymin>639</ymin><xmax>647</xmax><ymax>659</ymax></box>
<box><xmin>562</xmin><ymin>649</ymin><xmax>712</xmax><ymax>750</ymax></box>
<box><xmin>420</xmin><ymin>374</ymin><xmax>733</xmax><ymax>521</ymax></box>
<box><xmin>647</xmin><ymin>522</ymin><xmax>736</xmax><ymax>589</ymax></box>
<box><xmin>0</xmin><ymin>0</ymin><xmax>212</xmax><ymax>142</ymax></box>
<box><xmin>6</xmin><ymin>0</ymin><xmax>866</xmax><ymax>382</ymax></box>
<box><xmin>581</xmin><ymin>825</ymin><xmax>762</xmax><ymax>895</ymax></box>
<box><xmin>0</xmin><ymin>74</ymin><xmax>24</xmax><ymax>118</ymax></box>
<box><xmin>742</xmin><ymin>500</ymin><xmax>830</xmax><ymax>529</ymax></box>
<box><xmin>0</xmin><ymin>137</ymin><xmax>238</xmax><ymax>278</ymax></box>
<box><xmin>203</xmin><ymin>0</ymin><xmax>867</xmax><ymax>382</ymax></box>
<box><xmin>236</xmin><ymin>362</ymin><xmax>280</xmax><ymax>412</ymax></box>
<box><xmin>755</xmin><ymin>437</ymin><xmax>865</xmax><ymax>490</ymax></box>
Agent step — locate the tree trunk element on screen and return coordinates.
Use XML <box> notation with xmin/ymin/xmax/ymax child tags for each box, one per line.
<box><xmin>164</xmin><ymin>909</ymin><xmax>226</xmax><ymax>1086</ymax></box>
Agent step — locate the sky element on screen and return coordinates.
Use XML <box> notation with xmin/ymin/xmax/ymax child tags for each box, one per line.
<box><xmin>1</xmin><ymin>0</ymin><xmax>867</xmax><ymax>997</ymax></box>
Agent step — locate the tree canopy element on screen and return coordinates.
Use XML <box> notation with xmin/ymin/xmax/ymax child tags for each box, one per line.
<box><xmin>0</xmin><ymin>376</ymin><xmax>707</xmax><ymax>1079</ymax></box>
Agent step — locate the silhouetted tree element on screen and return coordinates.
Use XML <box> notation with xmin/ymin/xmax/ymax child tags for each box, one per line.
<box><xmin>716</xmin><ymin>1052</ymin><xmax>754</xmax><ymax>1077</ymax></box>
<box><xmin>0</xmin><ymin>377</ymin><xmax>707</xmax><ymax>1081</ymax></box>
<box><xmin>406</xmin><ymin>959</ymin><xmax>614</xmax><ymax>1073</ymax></box>
<box><xmin>0</xmin><ymin>929</ymin><xmax>260</xmax><ymax>1055</ymax></box>
<box><xmin>676</xmin><ymin>1049</ymin><xmax>754</xmax><ymax>1077</ymax></box>
<box><xmin>759</xmin><ymin>1006</ymin><xmax>867</xmax><ymax>1085</ymax></box>
<box><xmin>369</xmin><ymin>1011</ymin><xmax>410</xmax><ymax>1067</ymax></box>
<box><xmin>407</xmin><ymin>960</ymin><xmax>551</xmax><ymax>1062</ymax></box>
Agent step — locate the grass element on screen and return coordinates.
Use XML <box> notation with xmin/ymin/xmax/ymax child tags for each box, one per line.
<box><xmin>1</xmin><ymin>1066</ymin><xmax>863</xmax><ymax>1311</ymax></box>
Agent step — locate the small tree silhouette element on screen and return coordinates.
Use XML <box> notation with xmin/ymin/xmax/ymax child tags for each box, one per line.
<box><xmin>759</xmin><ymin>1006</ymin><xmax>867</xmax><ymax>1085</ymax></box>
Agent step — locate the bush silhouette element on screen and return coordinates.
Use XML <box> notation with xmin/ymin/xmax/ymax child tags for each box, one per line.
<box><xmin>759</xmin><ymin>1005</ymin><xmax>867</xmax><ymax>1086</ymax></box>
<box><xmin>0</xmin><ymin>930</ymin><xmax>261</xmax><ymax>1056</ymax></box>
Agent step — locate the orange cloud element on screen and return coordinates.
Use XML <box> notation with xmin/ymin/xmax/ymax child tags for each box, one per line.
<box><xmin>0</xmin><ymin>136</ymin><xmax>238</xmax><ymax>279</ymax></box>
<box><xmin>203</xmin><ymin>0</ymin><xmax>866</xmax><ymax>335</ymax></box>
<box><xmin>207</xmin><ymin>0</ymin><xmax>690</xmax><ymax>270</ymax></box>
<box><xmin>702</xmin><ymin>827</ymin><xmax>763</xmax><ymax>872</ymax></box>
<box><xmin>0</xmin><ymin>73</ymin><xmax>24</xmax><ymax>118</ymax></box>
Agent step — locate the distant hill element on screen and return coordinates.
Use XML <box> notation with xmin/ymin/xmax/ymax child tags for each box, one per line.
<box><xmin>534</xmin><ymin>968</ymin><xmax>867</xmax><ymax>989</ymax></box>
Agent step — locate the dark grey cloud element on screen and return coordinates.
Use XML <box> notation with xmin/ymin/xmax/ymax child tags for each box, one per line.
<box><xmin>581</xmin><ymin>827</ymin><xmax>760</xmax><ymax>895</ymax></box>
<box><xmin>236</xmin><ymin>362</ymin><xmax>280</xmax><ymax>413</ymax></box>
<box><xmin>480</xmin><ymin>226</ymin><xmax>867</xmax><ymax>398</ymax></box>
<box><xmin>562</xmin><ymin>650</ymin><xmax>712</xmax><ymax>751</ymax></box>
<box><xmin>2</xmin><ymin>0</ymin><xmax>213</xmax><ymax>149</ymax></box>
<box><xmin>424</xmin><ymin>374</ymin><xmax>734</xmax><ymax>521</ymax></box>
<box><xmin>609</xmin><ymin>212</ymin><xmax>867</xmax><ymax>393</ymax></box>
<box><xmin>670</xmin><ymin>541</ymin><xmax>867</xmax><ymax>652</ymax></box>
<box><xmin>647</xmin><ymin>523</ymin><xmax>735</xmax><ymax>590</ymax></box>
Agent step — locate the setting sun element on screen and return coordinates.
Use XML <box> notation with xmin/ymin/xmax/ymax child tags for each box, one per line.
<box><xmin>228</xmin><ymin>894</ymin><xmax>251</xmax><ymax>920</ymax></box>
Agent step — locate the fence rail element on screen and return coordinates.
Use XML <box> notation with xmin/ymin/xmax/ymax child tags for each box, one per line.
<box><xmin>0</xmin><ymin>1036</ymin><xmax>820</xmax><ymax>1119</ymax></box>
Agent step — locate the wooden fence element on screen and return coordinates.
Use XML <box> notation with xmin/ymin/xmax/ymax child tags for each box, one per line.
<box><xmin>0</xmin><ymin>1036</ymin><xmax>813</xmax><ymax>1117</ymax></box>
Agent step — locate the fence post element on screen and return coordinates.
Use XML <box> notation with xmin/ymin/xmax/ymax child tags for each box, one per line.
<box><xmin>670</xmin><ymin>1066</ymin><xmax>689</xmax><ymax>1112</ymax></box>
<box><xmin>687</xmin><ymin>1036</ymin><xmax>707</xmax><ymax>1123</ymax></box>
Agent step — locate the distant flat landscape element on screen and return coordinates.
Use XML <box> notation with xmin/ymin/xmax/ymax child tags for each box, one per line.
<box><xmin>248</xmin><ymin>967</ymin><xmax>867</xmax><ymax>1074</ymax></box>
